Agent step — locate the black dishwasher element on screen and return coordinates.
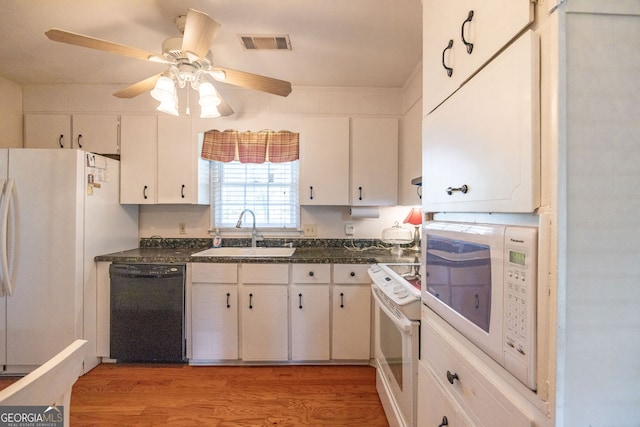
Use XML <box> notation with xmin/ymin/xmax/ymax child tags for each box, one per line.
<box><xmin>110</xmin><ymin>263</ymin><xmax>186</xmax><ymax>362</ymax></box>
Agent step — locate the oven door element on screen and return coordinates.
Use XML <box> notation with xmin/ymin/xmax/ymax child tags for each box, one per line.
<box><xmin>372</xmin><ymin>286</ymin><xmax>419</xmax><ymax>427</ymax></box>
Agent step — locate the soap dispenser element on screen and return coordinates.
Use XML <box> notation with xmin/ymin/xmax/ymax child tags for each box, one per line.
<box><xmin>213</xmin><ymin>228</ymin><xmax>222</xmax><ymax>248</ymax></box>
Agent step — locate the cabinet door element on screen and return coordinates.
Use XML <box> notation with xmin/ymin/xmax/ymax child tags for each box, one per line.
<box><xmin>350</xmin><ymin>118</ymin><xmax>398</xmax><ymax>206</ymax></box>
<box><xmin>422</xmin><ymin>0</ymin><xmax>533</xmax><ymax>114</ymax></box>
<box><xmin>191</xmin><ymin>284</ymin><xmax>238</xmax><ymax>360</ymax></box>
<box><xmin>422</xmin><ymin>31</ymin><xmax>539</xmax><ymax>213</ymax></box>
<box><xmin>241</xmin><ymin>285</ymin><xmax>288</xmax><ymax>361</ymax></box>
<box><xmin>291</xmin><ymin>285</ymin><xmax>330</xmax><ymax>361</ymax></box>
<box><xmin>332</xmin><ymin>284</ymin><xmax>371</xmax><ymax>360</ymax></box>
<box><xmin>418</xmin><ymin>363</ymin><xmax>473</xmax><ymax>427</ymax></box>
<box><xmin>299</xmin><ymin>117</ymin><xmax>350</xmax><ymax>205</ymax></box>
<box><xmin>73</xmin><ymin>114</ymin><xmax>120</xmax><ymax>154</ymax></box>
<box><xmin>24</xmin><ymin>114</ymin><xmax>71</xmax><ymax>149</ymax></box>
<box><xmin>157</xmin><ymin>115</ymin><xmax>193</xmax><ymax>204</ymax></box>
<box><xmin>120</xmin><ymin>115</ymin><xmax>157</xmax><ymax>204</ymax></box>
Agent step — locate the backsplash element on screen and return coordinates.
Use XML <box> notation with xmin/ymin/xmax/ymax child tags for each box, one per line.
<box><xmin>140</xmin><ymin>237</ymin><xmax>410</xmax><ymax>251</ymax></box>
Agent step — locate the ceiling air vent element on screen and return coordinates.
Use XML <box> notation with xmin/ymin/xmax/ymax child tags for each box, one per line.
<box><xmin>239</xmin><ymin>35</ymin><xmax>291</xmax><ymax>50</ymax></box>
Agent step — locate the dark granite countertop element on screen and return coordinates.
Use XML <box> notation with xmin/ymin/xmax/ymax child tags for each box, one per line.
<box><xmin>95</xmin><ymin>238</ymin><xmax>421</xmax><ymax>265</ymax></box>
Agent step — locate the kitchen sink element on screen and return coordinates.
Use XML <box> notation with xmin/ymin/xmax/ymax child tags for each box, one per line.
<box><xmin>191</xmin><ymin>247</ymin><xmax>296</xmax><ymax>257</ymax></box>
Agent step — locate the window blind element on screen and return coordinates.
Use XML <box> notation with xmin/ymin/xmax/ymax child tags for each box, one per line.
<box><xmin>211</xmin><ymin>160</ymin><xmax>300</xmax><ymax>229</ymax></box>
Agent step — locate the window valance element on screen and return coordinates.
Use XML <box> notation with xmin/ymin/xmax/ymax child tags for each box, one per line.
<box><xmin>201</xmin><ymin>129</ymin><xmax>300</xmax><ymax>164</ymax></box>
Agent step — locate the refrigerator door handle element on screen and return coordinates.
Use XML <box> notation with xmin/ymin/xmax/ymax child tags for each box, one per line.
<box><xmin>0</xmin><ymin>178</ymin><xmax>15</xmax><ymax>296</ymax></box>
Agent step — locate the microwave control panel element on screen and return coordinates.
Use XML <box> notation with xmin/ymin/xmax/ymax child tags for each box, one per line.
<box><xmin>503</xmin><ymin>226</ymin><xmax>538</xmax><ymax>390</ymax></box>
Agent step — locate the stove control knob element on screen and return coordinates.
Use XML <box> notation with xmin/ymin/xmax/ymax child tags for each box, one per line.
<box><xmin>397</xmin><ymin>289</ymin><xmax>409</xmax><ymax>298</ymax></box>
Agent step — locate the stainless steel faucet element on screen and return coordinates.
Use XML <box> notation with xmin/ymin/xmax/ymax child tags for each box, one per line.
<box><xmin>236</xmin><ymin>209</ymin><xmax>263</xmax><ymax>248</ymax></box>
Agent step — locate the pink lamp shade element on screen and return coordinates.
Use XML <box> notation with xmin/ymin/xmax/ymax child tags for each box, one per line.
<box><xmin>403</xmin><ymin>208</ymin><xmax>422</xmax><ymax>226</ymax></box>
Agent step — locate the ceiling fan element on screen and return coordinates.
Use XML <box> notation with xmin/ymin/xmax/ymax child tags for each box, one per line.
<box><xmin>44</xmin><ymin>8</ymin><xmax>292</xmax><ymax>117</ymax></box>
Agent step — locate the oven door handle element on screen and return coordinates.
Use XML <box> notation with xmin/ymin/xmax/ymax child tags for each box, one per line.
<box><xmin>371</xmin><ymin>287</ymin><xmax>413</xmax><ymax>332</ymax></box>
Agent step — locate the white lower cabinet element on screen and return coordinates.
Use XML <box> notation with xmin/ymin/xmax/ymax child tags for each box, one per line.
<box><xmin>419</xmin><ymin>305</ymin><xmax>545</xmax><ymax>427</ymax></box>
<box><xmin>331</xmin><ymin>264</ymin><xmax>372</xmax><ymax>360</ymax></box>
<box><xmin>291</xmin><ymin>264</ymin><xmax>331</xmax><ymax>361</ymax></box>
<box><xmin>241</xmin><ymin>264</ymin><xmax>289</xmax><ymax>362</ymax></box>
<box><xmin>419</xmin><ymin>363</ymin><xmax>472</xmax><ymax>427</ymax></box>
<box><xmin>187</xmin><ymin>262</ymin><xmax>372</xmax><ymax>364</ymax></box>
<box><xmin>190</xmin><ymin>264</ymin><xmax>239</xmax><ymax>361</ymax></box>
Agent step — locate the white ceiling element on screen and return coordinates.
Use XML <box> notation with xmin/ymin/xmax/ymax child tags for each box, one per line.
<box><xmin>0</xmin><ymin>0</ymin><xmax>422</xmax><ymax>94</ymax></box>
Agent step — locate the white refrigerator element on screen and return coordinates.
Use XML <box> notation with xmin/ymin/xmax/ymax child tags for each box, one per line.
<box><xmin>0</xmin><ymin>149</ymin><xmax>138</xmax><ymax>374</ymax></box>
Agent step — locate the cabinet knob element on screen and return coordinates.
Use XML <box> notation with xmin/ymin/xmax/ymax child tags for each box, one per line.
<box><xmin>442</xmin><ymin>40</ymin><xmax>454</xmax><ymax>77</ymax></box>
<box><xmin>308</xmin><ymin>271</ymin><xmax>314</xmax><ymax>277</ymax></box>
<box><xmin>446</xmin><ymin>184</ymin><xmax>469</xmax><ymax>195</ymax></box>
<box><xmin>446</xmin><ymin>370</ymin><xmax>459</xmax><ymax>385</ymax></box>
<box><xmin>350</xmin><ymin>271</ymin><xmax>356</xmax><ymax>277</ymax></box>
<box><xmin>461</xmin><ymin>10</ymin><xmax>474</xmax><ymax>54</ymax></box>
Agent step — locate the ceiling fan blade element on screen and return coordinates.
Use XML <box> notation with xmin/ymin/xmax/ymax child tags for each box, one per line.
<box><xmin>113</xmin><ymin>74</ymin><xmax>163</xmax><ymax>98</ymax></box>
<box><xmin>181</xmin><ymin>9</ymin><xmax>220</xmax><ymax>60</ymax></box>
<box><xmin>212</xmin><ymin>67</ymin><xmax>292</xmax><ymax>97</ymax></box>
<box><xmin>216</xmin><ymin>93</ymin><xmax>234</xmax><ymax>117</ymax></box>
<box><xmin>45</xmin><ymin>29</ymin><xmax>160</xmax><ymax>62</ymax></box>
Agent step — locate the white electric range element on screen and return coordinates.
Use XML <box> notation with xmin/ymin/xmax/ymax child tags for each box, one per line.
<box><xmin>368</xmin><ymin>263</ymin><xmax>421</xmax><ymax>427</ymax></box>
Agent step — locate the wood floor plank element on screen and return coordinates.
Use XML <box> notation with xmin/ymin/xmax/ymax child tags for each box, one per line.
<box><xmin>68</xmin><ymin>364</ymin><xmax>390</xmax><ymax>426</ymax></box>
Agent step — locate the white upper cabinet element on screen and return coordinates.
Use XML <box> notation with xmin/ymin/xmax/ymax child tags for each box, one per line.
<box><xmin>422</xmin><ymin>31</ymin><xmax>539</xmax><ymax>213</ymax></box>
<box><xmin>120</xmin><ymin>115</ymin><xmax>157</xmax><ymax>204</ymax></box>
<box><xmin>350</xmin><ymin>117</ymin><xmax>398</xmax><ymax>206</ymax></box>
<box><xmin>25</xmin><ymin>113</ymin><xmax>119</xmax><ymax>154</ymax></box>
<box><xmin>24</xmin><ymin>114</ymin><xmax>71</xmax><ymax>149</ymax></box>
<box><xmin>299</xmin><ymin>117</ymin><xmax>350</xmax><ymax>205</ymax></box>
<box><xmin>72</xmin><ymin>114</ymin><xmax>120</xmax><ymax>154</ymax></box>
<box><xmin>157</xmin><ymin>115</ymin><xmax>193</xmax><ymax>203</ymax></box>
<box><xmin>423</xmin><ymin>0</ymin><xmax>533</xmax><ymax>115</ymax></box>
<box><xmin>120</xmin><ymin>114</ymin><xmax>210</xmax><ymax>205</ymax></box>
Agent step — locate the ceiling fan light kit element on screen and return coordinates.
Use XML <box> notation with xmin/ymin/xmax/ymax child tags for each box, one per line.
<box><xmin>44</xmin><ymin>8</ymin><xmax>292</xmax><ymax>118</ymax></box>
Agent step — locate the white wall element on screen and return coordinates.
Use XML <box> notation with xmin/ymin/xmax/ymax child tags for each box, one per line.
<box><xmin>22</xmin><ymin>78</ymin><xmax>423</xmax><ymax>239</ymax></box>
<box><xmin>0</xmin><ymin>75</ymin><xmax>23</xmax><ymax>148</ymax></box>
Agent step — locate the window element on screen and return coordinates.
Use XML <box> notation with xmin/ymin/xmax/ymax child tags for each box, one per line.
<box><xmin>211</xmin><ymin>160</ymin><xmax>299</xmax><ymax>229</ymax></box>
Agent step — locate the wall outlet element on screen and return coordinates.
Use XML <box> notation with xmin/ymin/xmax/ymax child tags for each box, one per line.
<box><xmin>302</xmin><ymin>224</ymin><xmax>318</xmax><ymax>237</ymax></box>
<box><xmin>178</xmin><ymin>223</ymin><xmax>186</xmax><ymax>235</ymax></box>
<box><xmin>345</xmin><ymin>223</ymin><xmax>355</xmax><ymax>235</ymax></box>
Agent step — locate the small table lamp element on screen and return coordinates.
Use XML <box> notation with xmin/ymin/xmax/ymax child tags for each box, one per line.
<box><xmin>403</xmin><ymin>207</ymin><xmax>422</xmax><ymax>251</ymax></box>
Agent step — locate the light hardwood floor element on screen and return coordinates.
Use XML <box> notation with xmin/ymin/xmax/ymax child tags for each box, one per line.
<box><xmin>52</xmin><ymin>363</ymin><xmax>389</xmax><ymax>426</ymax></box>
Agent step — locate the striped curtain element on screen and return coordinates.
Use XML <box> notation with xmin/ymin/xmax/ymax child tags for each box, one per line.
<box><xmin>201</xmin><ymin>129</ymin><xmax>299</xmax><ymax>163</ymax></box>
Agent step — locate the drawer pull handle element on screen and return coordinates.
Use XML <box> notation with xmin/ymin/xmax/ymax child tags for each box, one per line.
<box><xmin>143</xmin><ymin>185</ymin><xmax>148</xmax><ymax>199</ymax></box>
<box><xmin>461</xmin><ymin>10</ymin><xmax>474</xmax><ymax>54</ymax></box>
<box><xmin>438</xmin><ymin>416</ymin><xmax>449</xmax><ymax>427</ymax></box>
<box><xmin>77</xmin><ymin>134</ymin><xmax>83</xmax><ymax>149</ymax></box>
<box><xmin>446</xmin><ymin>184</ymin><xmax>468</xmax><ymax>195</ymax></box>
<box><xmin>181</xmin><ymin>184</ymin><xmax>185</xmax><ymax>198</ymax></box>
<box><xmin>299</xmin><ymin>293</ymin><xmax>303</xmax><ymax>309</ymax></box>
<box><xmin>59</xmin><ymin>134</ymin><xmax>64</xmax><ymax>148</ymax></box>
<box><xmin>249</xmin><ymin>293</ymin><xmax>253</xmax><ymax>309</ymax></box>
<box><xmin>309</xmin><ymin>186</ymin><xmax>314</xmax><ymax>200</ymax></box>
<box><xmin>442</xmin><ymin>39</ymin><xmax>454</xmax><ymax>77</ymax></box>
<box><xmin>474</xmin><ymin>293</ymin><xmax>480</xmax><ymax>309</ymax></box>
<box><xmin>446</xmin><ymin>370</ymin><xmax>459</xmax><ymax>384</ymax></box>
<box><xmin>226</xmin><ymin>292</ymin><xmax>230</xmax><ymax>308</ymax></box>
<box><xmin>358</xmin><ymin>186</ymin><xmax>363</xmax><ymax>200</ymax></box>
<box><xmin>340</xmin><ymin>292</ymin><xmax>344</xmax><ymax>308</ymax></box>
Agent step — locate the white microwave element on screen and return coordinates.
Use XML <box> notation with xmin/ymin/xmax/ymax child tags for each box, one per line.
<box><xmin>422</xmin><ymin>221</ymin><xmax>538</xmax><ymax>390</ymax></box>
